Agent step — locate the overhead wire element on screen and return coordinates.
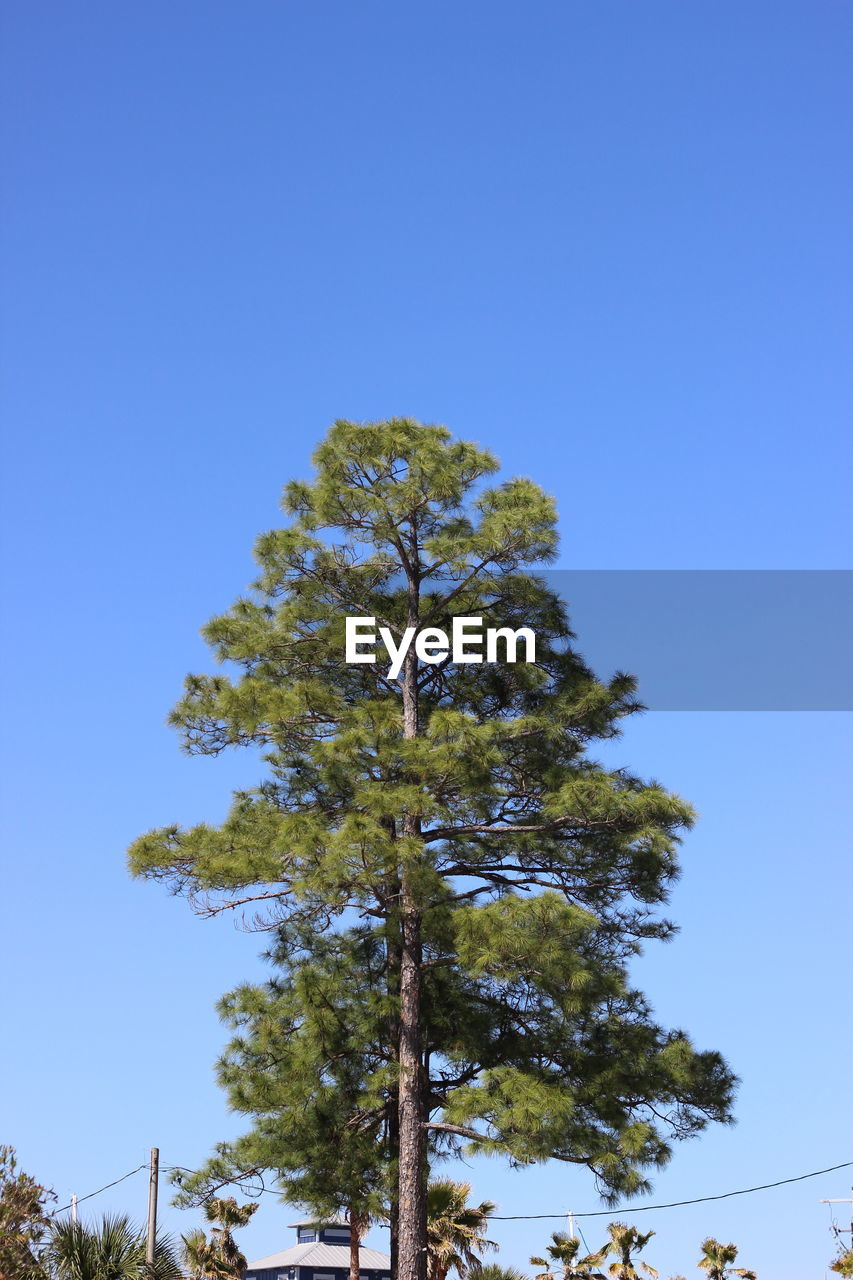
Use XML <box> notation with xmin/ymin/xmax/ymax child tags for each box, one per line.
<box><xmin>49</xmin><ymin>1157</ymin><xmax>853</xmax><ymax>1225</ymax></box>
<box><xmin>50</xmin><ymin>1164</ymin><xmax>147</xmax><ymax>1218</ymax></box>
<box><xmin>490</xmin><ymin>1160</ymin><xmax>853</xmax><ymax>1219</ymax></box>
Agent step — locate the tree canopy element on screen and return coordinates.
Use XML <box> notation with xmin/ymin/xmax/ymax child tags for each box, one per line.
<box><xmin>531</xmin><ymin>1229</ymin><xmax>608</xmax><ymax>1279</ymax></box>
<box><xmin>0</xmin><ymin>1145</ymin><xmax>54</xmax><ymax>1280</ymax></box>
<box><xmin>697</xmin><ymin>1238</ymin><xmax>756</xmax><ymax>1280</ymax></box>
<box><xmin>46</xmin><ymin>1213</ymin><xmax>181</xmax><ymax>1280</ymax></box>
<box><xmin>130</xmin><ymin>418</ymin><xmax>736</xmax><ymax>1279</ymax></box>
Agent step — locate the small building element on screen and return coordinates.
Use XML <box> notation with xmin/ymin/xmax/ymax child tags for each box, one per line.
<box><xmin>243</xmin><ymin>1218</ymin><xmax>391</xmax><ymax>1280</ymax></box>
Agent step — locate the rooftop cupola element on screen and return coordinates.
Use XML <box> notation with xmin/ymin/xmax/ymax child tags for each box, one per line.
<box><xmin>287</xmin><ymin>1217</ymin><xmax>352</xmax><ymax>1246</ymax></box>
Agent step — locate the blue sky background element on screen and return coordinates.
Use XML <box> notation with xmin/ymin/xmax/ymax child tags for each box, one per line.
<box><xmin>1</xmin><ymin>3</ymin><xmax>851</xmax><ymax>1277</ymax></box>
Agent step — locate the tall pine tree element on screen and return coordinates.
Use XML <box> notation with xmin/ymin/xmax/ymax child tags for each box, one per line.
<box><xmin>130</xmin><ymin>419</ymin><xmax>735</xmax><ymax>1280</ymax></box>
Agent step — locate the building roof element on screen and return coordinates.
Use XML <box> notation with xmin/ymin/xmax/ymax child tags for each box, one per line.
<box><xmin>246</xmin><ymin>1241</ymin><xmax>391</xmax><ymax>1271</ymax></box>
<box><xmin>286</xmin><ymin>1216</ymin><xmax>349</xmax><ymax>1228</ymax></box>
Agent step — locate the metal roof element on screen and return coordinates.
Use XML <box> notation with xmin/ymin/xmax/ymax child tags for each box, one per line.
<box><xmin>246</xmin><ymin>1241</ymin><xmax>391</xmax><ymax>1271</ymax></box>
<box><xmin>286</xmin><ymin>1216</ymin><xmax>349</xmax><ymax>1228</ymax></box>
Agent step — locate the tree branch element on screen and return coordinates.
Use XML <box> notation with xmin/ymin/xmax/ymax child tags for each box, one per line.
<box><xmin>422</xmin><ymin>1121</ymin><xmax>490</xmax><ymax>1143</ymax></box>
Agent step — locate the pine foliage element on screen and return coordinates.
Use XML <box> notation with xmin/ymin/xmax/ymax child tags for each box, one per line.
<box><xmin>129</xmin><ymin>419</ymin><xmax>736</xmax><ymax>1240</ymax></box>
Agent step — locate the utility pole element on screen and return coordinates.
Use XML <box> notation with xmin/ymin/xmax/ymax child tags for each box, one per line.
<box><xmin>821</xmin><ymin>1189</ymin><xmax>853</xmax><ymax>1251</ymax></box>
<box><xmin>146</xmin><ymin>1148</ymin><xmax>159</xmax><ymax>1266</ymax></box>
<box><xmin>70</xmin><ymin>1194</ymin><xmax>78</xmax><ymax>1225</ymax></box>
<box><xmin>567</xmin><ymin>1210</ymin><xmax>576</xmax><ymax>1239</ymax></box>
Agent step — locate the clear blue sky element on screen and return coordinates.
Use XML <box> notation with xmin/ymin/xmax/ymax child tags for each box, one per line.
<box><xmin>1</xmin><ymin>3</ymin><xmax>851</xmax><ymax>1277</ymax></box>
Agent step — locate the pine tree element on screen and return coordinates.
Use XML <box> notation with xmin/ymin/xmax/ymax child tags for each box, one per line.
<box><xmin>172</xmin><ymin>923</ymin><xmax>394</xmax><ymax>1279</ymax></box>
<box><xmin>130</xmin><ymin>419</ymin><xmax>736</xmax><ymax>1279</ymax></box>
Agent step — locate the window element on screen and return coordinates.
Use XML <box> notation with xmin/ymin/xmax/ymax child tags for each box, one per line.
<box><xmin>297</xmin><ymin>1228</ymin><xmax>317</xmax><ymax>1242</ymax></box>
<box><xmin>324</xmin><ymin>1228</ymin><xmax>351</xmax><ymax>1242</ymax></box>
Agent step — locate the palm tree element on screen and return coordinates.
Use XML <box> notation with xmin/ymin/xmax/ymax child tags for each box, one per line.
<box><xmin>697</xmin><ymin>1238</ymin><xmax>756</xmax><ymax>1280</ymax></box>
<box><xmin>201</xmin><ymin>1197</ymin><xmax>257</xmax><ymax>1277</ymax></box>
<box><xmin>477</xmin><ymin>1267</ymin><xmax>531</xmax><ymax>1280</ymax></box>
<box><xmin>426</xmin><ymin>1179</ymin><xmax>498</xmax><ymax>1280</ymax></box>
<box><xmin>46</xmin><ymin>1213</ymin><xmax>181</xmax><ymax>1279</ymax></box>
<box><xmin>182</xmin><ymin>1227</ymin><xmax>227</xmax><ymax>1279</ymax></box>
<box><xmin>604</xmin><ymin>1224</ymin><xmax>658</xmax><ymax>1280</ymax></box>
<box><xmin>47</xmin><ymin>1221</ymin><xmax>98</xmax><ymax>1280</ymax></box>
<box><xmin>182</xmin><ymin>1198</ymin><xmax>258</xmax><ymax>1280</ymax></box>
<box><xmin>531</xmin><ymin>1231</ymin><xmax>608</xmax><ymax>1279</ymax></box>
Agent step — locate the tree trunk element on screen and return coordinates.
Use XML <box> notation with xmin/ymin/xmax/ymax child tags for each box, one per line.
<box><xmin>386</xmin><ymin>915</ymin><xmax>401</xmax><ymax>1280</ymax></box>
<box><xmin>388</xmin><ymin>1133</ymin><xmax>399</xmax><ymax>1280</ymax></box>
<box><xmin>397</xmin><ymin>882</ymin><xmax>426</xmax><ymax>1280</ymax></box>
<box><xmin>382</xmin><ymin>807</ymin><xmax>403</xmax><ymax>1280</ymax></box>
<box><xmin>396</xmin><ymin>576</ymin><xmax>427</xmax><ymax>1280</ymax></box>
<box><xmin>348</xmin><ymin>1211</ymin><xmax>366</xmax><ymax>1280</ymax></box>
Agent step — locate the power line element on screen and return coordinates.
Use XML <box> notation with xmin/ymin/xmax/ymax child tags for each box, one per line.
<box><xmin>169</xmin><ymin>1158</ymin><xmax>853</xmax><ymax>1220</ymax></box>
<box><xmin>65</xmin><ymin>1156</ymin><xmax>853</xmax><ymax>1226</ymax></box>
<box><xmin>491</xmin><ymin>1160</ymin><xmax>853</xmax><ymax>1220</ymax></box>
<box><xmin>50</xmin><ymin>1164</ymin><xmax>147</xmax><ymax>1219</ymax></box>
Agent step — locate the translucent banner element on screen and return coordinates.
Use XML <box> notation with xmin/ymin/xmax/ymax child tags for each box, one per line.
<box><xmin>543</xmin><ymin>570</ymin><xmax>852</xmax><ymax>711</ymax></box>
